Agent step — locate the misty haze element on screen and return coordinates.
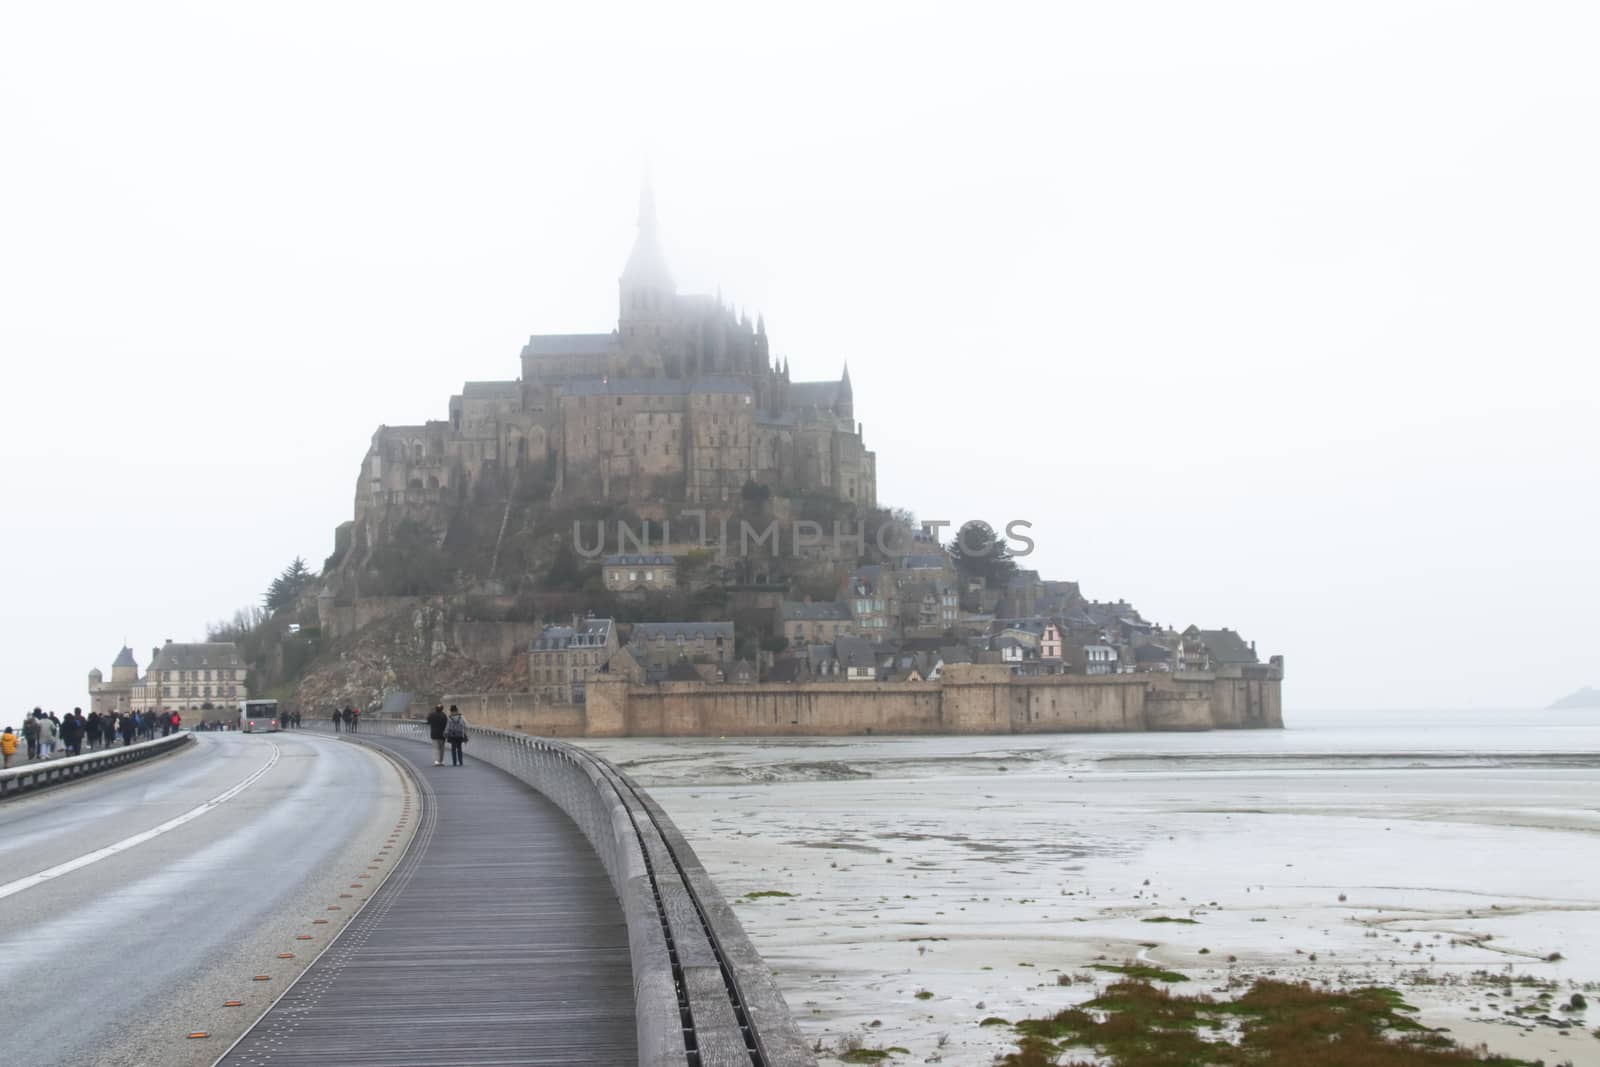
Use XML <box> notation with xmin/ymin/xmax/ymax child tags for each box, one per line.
<box><xmin>2</xmin><ymin>4</ymin><xmax>1597</xmax><ymax>1067</ymax></box>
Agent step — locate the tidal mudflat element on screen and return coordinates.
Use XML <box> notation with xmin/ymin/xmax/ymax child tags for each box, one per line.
<box><xmin>587</xmin><ymin>710</ymin><xmax>1600</xmax><ymax>1064</ymax></box>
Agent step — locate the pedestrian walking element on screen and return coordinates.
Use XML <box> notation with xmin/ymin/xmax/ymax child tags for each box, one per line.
<box><xmin>348</xmin><ymin>707</ymin><xmax>360</xmax><ymax>733</ymax></box>
<box><xmin>61</xmin><ymin>709</ymin><xmax>83</xmax><ymax>757</ymax></box>
<box><xmin>444</xmin><ymin>706</ymin><xmax>468</xmax><ymax>766</ymax></box>
<box><xmin>331</xmin><ymin>707</ymin><xmax>342</xmax><ymax>733</ymax></box>
<box><xmin>22</xmin><ymin>713</ymin><xmax>39</xmax><ymax>760</ymax></box>
<box><xmin>39</xmin><ymin>713</ymin><xmax>58</xmax><ymax>758</ymax></box>
<box><xmin>1</xmin><ymin>725</ymin><xmax>16</xmax><ymax>769</ymax></box>
<box><xmin>426</xmin><ymin>704</ymin><xmax>448</xmax><ymax>766</ymax></box>
<box><xmin>119</xmin><ymin>713</ymin><xmax>137</xmax><ymax>747</ymax></box>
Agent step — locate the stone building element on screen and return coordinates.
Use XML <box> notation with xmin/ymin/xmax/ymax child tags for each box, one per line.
<box><xmin>347</xmin><ymin>186</ymin><xmax>877</xmax><ymax>558</ymax></box>
<box><xmin>126</xmin><ymin>640</ymin><xmax>248</xmax><ymax>713</ymax></box>
<box><xmin>778</xmin><ymin>601</ymin><xmax>855</xmax><ymax>644</ymax></box>
<box><xmin>87</xmin><ymin>646</ymin><xmax>139</xmax><ymax>715</ymax></box>
<box><xmin>603</xmin><ymin>553</ymin><xmax>676</xmax><ymax>592</ymax></box>
<box><xmin>528</xmin><ymin>618</ymin><xmax>617</xmax><ymax>705</ymax></box>
<box><xmin>627</xmin><ymin>621</ymin><xmax>735</xmax><ymax>670</ymax></box>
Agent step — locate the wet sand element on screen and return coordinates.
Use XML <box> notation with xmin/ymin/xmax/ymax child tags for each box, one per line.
<box><xmin>587</xmin><ymin>710</ymin><xmax>1600</xmax><ymax>1064</ymax></box>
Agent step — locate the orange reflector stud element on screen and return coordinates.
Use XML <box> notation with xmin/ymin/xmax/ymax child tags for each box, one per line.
<box><xmin>296</xmin><ymin>935</ymin><xmax>313</xmax><ymax>940</ymax></box>
<box><xmin>326</xmin><ymin>906</ymin><xmax>341</xmax><ymax>911</ymax></box>
<box><xmin>223</xmin><ymin>1000</ymin><xmax>243</xmax><ymax>1007</ymax></box>
<box><xmin>252</xmin><ymin>975</ymin><xmax>271</xmax><ymax>981</ymax></box>
<box><xmin>188</xmin><ymin>1031</ymin><xmax>210</xmax><ymax>1039</ymax></box>
<box><xmin>277</xmin><ymin>953</ymin><xmax>294</xmax><ymax>959</ymax></box>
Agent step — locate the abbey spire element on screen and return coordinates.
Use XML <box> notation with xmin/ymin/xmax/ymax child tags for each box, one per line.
<box><xmin>619</xmin><ymin>175</ymin><xmax>675</xmax><ymax>336</ymax></box>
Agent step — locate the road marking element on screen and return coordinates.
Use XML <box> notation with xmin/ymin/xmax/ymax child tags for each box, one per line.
<box><xmin>0</xmin><ymin>742</ymin><xmax>281</xmax><ymax>902</ymax></box>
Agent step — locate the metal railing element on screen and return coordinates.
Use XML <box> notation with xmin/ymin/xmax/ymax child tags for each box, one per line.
<box><xmin>351</xmin><ymin>717</ymin><xmax>815</xmax><ymax>1067</ymax></box>
<box><xmin>0</xmin><ymin>733</ymin><xmax>194</xmax><ymax>799</ymax></box>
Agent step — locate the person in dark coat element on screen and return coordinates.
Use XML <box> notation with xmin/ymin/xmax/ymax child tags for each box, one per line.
<box><xmin>331</xmin><ymin>707</ymin><xmax>342</xmax><ymax>733</ymax></box>
<box><xmin>444</xmin><ymin>706</ymin><xmax>468</xmax><ymax>766</ymax></box>
<box><xmin>60</xmin><ymin>709</ymin><xmax>83</xmax><ymax>757</ymax></box>
<box><xmin>119</xmin><ymin>713</ymin><xmax>137</xmax><ymax>746</ymax></box>
<box><xmin>425</xmin><ymin>705</ymin><xmax>448</xmax><ymax>766</ymax></box>
<box><xmin>22</xmin><ymin>713</ymin><xmax>39</xmax><ymax>760</ymax></box>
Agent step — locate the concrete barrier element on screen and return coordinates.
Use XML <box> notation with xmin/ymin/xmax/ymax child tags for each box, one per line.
<box><xmin>349</xmin><ymin>717</ymin><xmax>815</xmax><ymax>1067</ymax></box>
<box><xmin>0</xmin><ymin>734</ymin><xmax>194</xmax><ymax>799</ymax></box>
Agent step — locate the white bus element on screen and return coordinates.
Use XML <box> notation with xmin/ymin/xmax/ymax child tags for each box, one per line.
<box><xmin>239</xmin><ymin>699</ymin><xmax>281</xmax><ymax>733</ymax></box>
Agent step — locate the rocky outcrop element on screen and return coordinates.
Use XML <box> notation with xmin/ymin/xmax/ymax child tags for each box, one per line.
<box><xmin>1549</xmin><ymin>686</ymin><xmax>1600</xmax><ymax>710</ymax></box>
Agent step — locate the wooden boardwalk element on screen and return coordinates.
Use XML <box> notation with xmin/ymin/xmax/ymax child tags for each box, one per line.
<box><xmin>219</xmin><ymin>733</ymin><xmax>638</xmax><ymax>1067</ymax></box>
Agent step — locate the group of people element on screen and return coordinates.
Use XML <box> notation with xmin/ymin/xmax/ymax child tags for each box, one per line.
<box><xmin>329</xmin><ymin>706</ymin><xmax>362</xmax><ymax>733</ymax></box>
<box><xmin>426</xmin><ymin>704</ymin><xmax>469</xmax><ymax>766</ymax></box>
<box><xmin>1</xmin><ymin>707</ymin><xmax>181</xmax><ymax>768</ymax></box>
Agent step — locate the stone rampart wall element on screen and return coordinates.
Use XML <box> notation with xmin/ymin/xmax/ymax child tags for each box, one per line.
<box><xmin>445</xmin><ymin>661</ymin><xmax>1284</xmax><ymax>737</ymax></box>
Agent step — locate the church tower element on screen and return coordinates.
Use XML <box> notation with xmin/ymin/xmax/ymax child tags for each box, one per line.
<box><xmin>618</xmin><ymin>180</ymin><xmax>676</xmax><ymax>344</ymax></box>
<box><xmin>111</xmin><ymin>646</ymin><xmax>138</xmax><ymax>684</ymax></box>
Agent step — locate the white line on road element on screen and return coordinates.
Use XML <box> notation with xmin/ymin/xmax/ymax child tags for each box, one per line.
<box><xmin>0</xmin><ymin>741</ymin><xmax>282</xmax><ymax>902</ymax></box>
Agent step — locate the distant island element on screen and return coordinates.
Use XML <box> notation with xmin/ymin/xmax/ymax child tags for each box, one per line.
<box><xmin>1550</xmin><ymin>686</ymin><xmax>1600</xmax><ymax>710</ymax></box>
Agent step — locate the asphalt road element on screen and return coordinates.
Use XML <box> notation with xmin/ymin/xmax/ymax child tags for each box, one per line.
<box><xmin>0</xmin><ymin>730</ymin><xmax>411</xmax><ymax>1067</ymax></box>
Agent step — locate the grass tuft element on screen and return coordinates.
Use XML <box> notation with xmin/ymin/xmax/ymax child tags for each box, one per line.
<box><xmin>1090</xmin><ymin>962</ymin><xmax>1190</xmax><ymax>983</ymax></box>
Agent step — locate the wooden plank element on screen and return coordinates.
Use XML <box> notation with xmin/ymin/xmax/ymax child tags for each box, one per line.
<box><xmin>218</xmin><ymin>734</ymin><xmax>637</xmax><ymax>1067</ymax></box>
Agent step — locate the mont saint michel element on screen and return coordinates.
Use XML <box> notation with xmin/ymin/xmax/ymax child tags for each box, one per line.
<box><xmin>89</xmin><ymin>190</ymin><xmax>1283</xmax><ymax>738</ymax></box>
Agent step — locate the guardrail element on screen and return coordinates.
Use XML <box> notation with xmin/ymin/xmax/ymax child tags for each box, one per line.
<box><xmin>349</xmin><ymin>717</ymin><xmax>815</xmax><ymax>1067</ymax></box>
<box><xmin>0</xmin><ymin>733</ymin><xmax>194</xmax><ymax>799</ymax></box>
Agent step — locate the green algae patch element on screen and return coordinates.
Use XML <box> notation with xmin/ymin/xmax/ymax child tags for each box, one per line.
<box><xmin>1089</xmin><ymin>963</ymin><xmax>1190</xmax><ymax>983</ymax></box>
<box><xmin>998</xmin><ymin>978</ymin><xmax>1541</xmax><ymax>1067</ymax></box>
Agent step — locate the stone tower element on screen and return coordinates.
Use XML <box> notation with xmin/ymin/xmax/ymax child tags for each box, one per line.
<box><xmin>111</xmin><ymin>645</ymin><xmax>138</xmax><ymax>685</ymax></box>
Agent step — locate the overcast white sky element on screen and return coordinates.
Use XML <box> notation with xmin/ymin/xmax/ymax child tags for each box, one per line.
<box><xmin>2</xmin><ymin>1</ymin><xmax>1596</xmax><ymax>715</ymax></box>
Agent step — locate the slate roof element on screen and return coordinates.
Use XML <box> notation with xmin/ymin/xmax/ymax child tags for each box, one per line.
<box><xmin>523</xmin><ymin>333</ymin><xmax>618</xmax><ymax>356</ymax></box>
<box><xmin>767</xmin><ymin>658</ymin><xmax>807</xmax><ymax>682</ymax></box>
<box><xmin>1198</xmin><ymin>628</ymin><xmax>1258</xmax><ymax>665</ymax></box>
<box><xmin>112</xmin><ymin>646</ymin><xmax>137</xmax><ymax>669</ymax></box>
<box><xmin>834</xmin><ymin>636</ymin><xmax>877</xmax><ymax>668</ymax></box>
<box><xmin>532</xmin><ymin>618</ymin><xmax>614</xmax><ymax>651</ymax></box>
<box><xmin>1134</xmin><ymin>643</ymin><xmax>1175</xmax><ymax>664</ymax></box>
<box><xmin>150</xmin><ymin>642</ymin><xmax>244</xmax><ymax>671</ymax></box>
<box><xmin>664</xmin><ymin>660</ymin><xmax>705</xmax><ymax>682</ymax></box>
<box><xmin>630</xmin><ymin>621</ymin><xmax>734</xmax><ymax>643</ymax></box>
<box><xmin>461</xmin><ymin>380</ymin><xmax>521</xmax><ymax>397</ymax></box>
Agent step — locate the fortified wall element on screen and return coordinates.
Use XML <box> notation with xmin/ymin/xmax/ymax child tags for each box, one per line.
<box><xmin>444</xmin><ymin>661</ymin><xmax>1284</xmax><ymax>737</ymax></box>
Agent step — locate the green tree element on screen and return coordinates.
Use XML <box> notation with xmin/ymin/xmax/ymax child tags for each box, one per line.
<box><xmin>264</xmin><ymin>556</ymin><xmax>315</xmax><ymax>612</ymax></box>
<box><xmin>947</xmin><ymin>521</ymin><xmax>1017</xmax><ymax>587</ymax></box>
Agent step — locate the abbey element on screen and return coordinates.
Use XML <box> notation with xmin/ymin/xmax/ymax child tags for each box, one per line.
<box><xmin>353</xmin><ymin>189</ymin><xmax>876</xmax><ymax>543</ymax></box>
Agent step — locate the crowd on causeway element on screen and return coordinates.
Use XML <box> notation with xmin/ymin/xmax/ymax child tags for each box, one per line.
<box><xmin>1</xmin><ymin>707</ymin><xmax>183</xmax><ymax>768</ymax></box>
